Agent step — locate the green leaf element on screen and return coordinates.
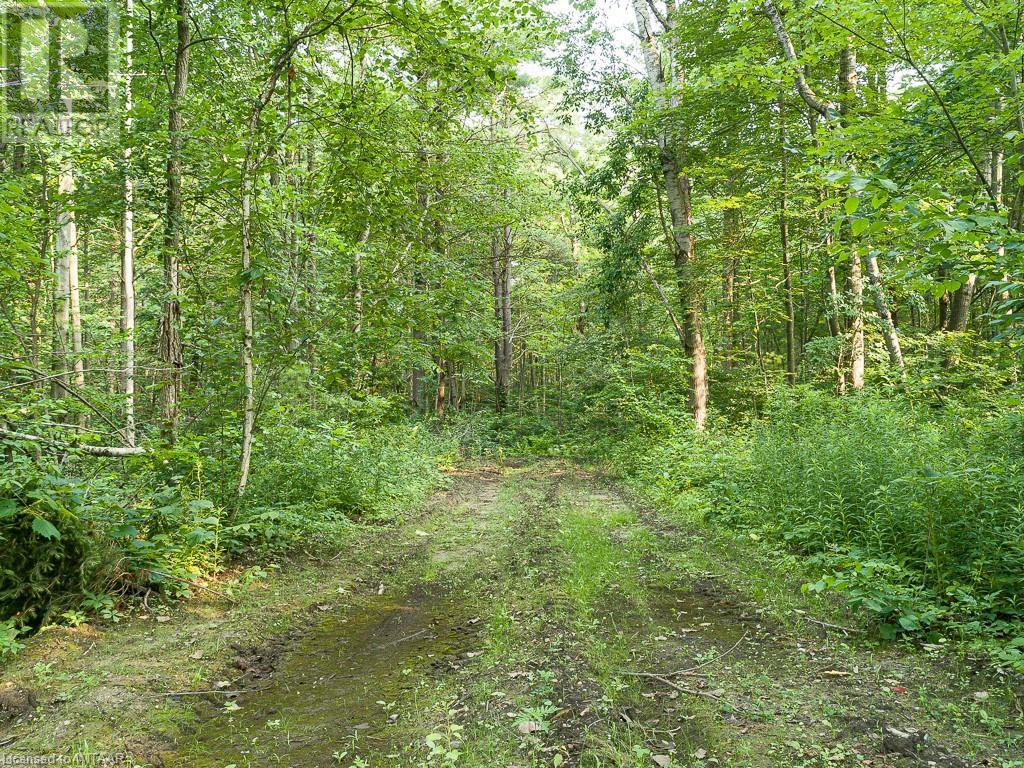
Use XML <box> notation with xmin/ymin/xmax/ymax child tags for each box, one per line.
<box><xmin>186</xmin><ymin>528</ymin><xmax>215</xmax><ymax>544</ymax></box>
<box><xmin>844</xmin><ymin>196</ymin><xmax>860</xmax><ymax>215</ymax></box>
<box><xmin>32</xmin><ymin>517</ymin><xmax>61</xmax><ymax>540</ymax></box>
<box><xmin>898</xmin><ymin>613</ymin><xmax>921</xmax><ymax>631</ymax></box>
<box><xmin>851</xmin><ymin>218</ymin><xmax>870</xmax><ymax>237</ymax></box>
<box><xmin>0</xmin><ymin>499</ymin><xmax>17</xmax><ymax>519</ymax></box>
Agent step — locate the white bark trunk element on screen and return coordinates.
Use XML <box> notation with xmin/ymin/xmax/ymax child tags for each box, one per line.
<box><xmin>865</xmin><ymin>254</ymin><xmax>906</xmax><ymax>377</ymax></box>
<box><xmin>122</xmin><ymin>0</ymin><xmax>136</xmax><ymax>446</ymax></box>
<box><xmin>237</xmin><ymin>171</ymin><xmax>255</xmax><ymax>497</ymax></box>
<box><xmin>54</xmin><ymin>109</ymin><xmax>82</xmax><ymax>408</ymax></box>
<box><xmin>849</xmin><ymin>251</ymin><xmax>865</xmax><ymax>390</ymax></box>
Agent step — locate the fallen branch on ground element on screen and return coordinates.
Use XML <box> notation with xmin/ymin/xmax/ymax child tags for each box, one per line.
<box><xmin>619</xmin><ymin>670</ymin><xmax>738</xmax><ymax>708</ymax></box>
<box><xmin>0</xmin><ymin>428</ymin><xmax>147</xmax><ymax>456</ymax></box>
<box><xmin>801</xmin><ymin>615</ymin><xmax>864</xmax><ymax>634</ymax></box>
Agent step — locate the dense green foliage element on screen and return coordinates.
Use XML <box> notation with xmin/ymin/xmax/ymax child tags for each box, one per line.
<box><xmin>584</xmin><ymin>380</ymin><xmax>1023</xmax><ymax>670</ymax></box>
<box><xmin>0</xmin><ymin>410</ymin><xmax>450</xmax><ymax>640</ymax></box>
<box><xmin>2</xmin><ymin>0</ymin><xmax>1024</xmax><ymax>679</ymax></box>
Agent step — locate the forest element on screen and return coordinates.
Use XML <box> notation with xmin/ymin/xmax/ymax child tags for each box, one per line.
<box><xmin>1</xmin><ymin>0</ymin><xmax>1023</xmax><ymax>765</ymax></box>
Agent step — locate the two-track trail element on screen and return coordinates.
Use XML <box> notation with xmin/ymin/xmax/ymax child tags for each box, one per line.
<box><xmin>3</xmin><ymin>464</ymin><xmax>1018</xmax><ymax>767</ymax></box>
<box><xmin>169</xmin><ymin>465</ymin><xmax>1016</xmax><ymax>767</ymax></box>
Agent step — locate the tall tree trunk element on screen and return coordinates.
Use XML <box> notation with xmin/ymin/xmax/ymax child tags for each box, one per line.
<box><xmin>161</xmin><ymin>0</ymin><xmax>189</xmax><ymax>443</ymax></box>
<box><xmin>52</xmin><ymin>166</ymin><xmax>70</xmax><ymax>404</ymax></box>
<box><xmin>848</xmin><ymin>259</ymin><xmax>865</xmax><ymax>390</ymax></box>
<box><xmin>947</xmin><ymin>276</ymin><xmax>976</xmax><ymax>331</ymax></box>
<box><xmin>779</xmin><ymin>96</ymin><xmax>797</xmax><ymax>385</ymax></box>
<box><xmin>53</xmin><ymin>109</ymin><xmax>83</xmax><ymax>411</ymax></box>
<box><xmin>238</xmin><ymin>166</ymin><xmax>255</xmax><ymax>497</ymax></box>
<box><xmin>435</xmin><ymin>360</ymin><xmax>447</xmax><ymax>417</ymax></box>
<box><xmin>826</xmin><ymin>265</ymin><xmax>842</xmax><ymax>338</ymax></box>
<box><xmin>122</xmin><ymin>0</ymin><xmax>137</xmax><ymax>446</ymax></box>
<box><xmin>865</xmin><ymin>255</ymin><xmax>906</xmax><ymax>376</ymax></box>
<box><xmin>26</xmin><ymin>148</ymin><xmax>43</xmax><ymax>380</ymax></box>
<box><xmin>631</xmin><ymin>0</ymin><xmax>708</xmax><ymax>430</ymax></box>
<box><xmin>840</xmin><ymin>45</ymin><xmax>865</xmax><ymax>391</ymax></box>
<box><xmin>492</xmin><ymin>224</ymin><xmax>513</xmax><ymax>413</ymax></box>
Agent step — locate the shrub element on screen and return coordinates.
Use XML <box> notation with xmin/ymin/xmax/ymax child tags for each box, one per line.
<box><xmin>240</xmin><ymin>402</ymin><xmax>450</xmax><ymax>528</ymax></box>
<box><xmin>0</xmin><ymin>461</ymin><xmax>107</xmax><ymax>632</ymax></box>
<box><xmin>622</xmin><ymin>388</ymin><xmax>1024</xmax><ymax>665</ymax></box>
<box><xmin>720</xmin><ymin>390</ymin><xmax>1024</xmax><ymax>614</ymax></box>
<box><xmin>0</xmin><ymin>396</ymin><xmax>452</xmax><ymax>650</ymax></box>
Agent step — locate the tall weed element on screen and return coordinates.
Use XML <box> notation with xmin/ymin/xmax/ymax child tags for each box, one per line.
<box><xmin>624</xmin><ymin>388</ymin><xmax>1024</xmax><ymax>667</ymax></box>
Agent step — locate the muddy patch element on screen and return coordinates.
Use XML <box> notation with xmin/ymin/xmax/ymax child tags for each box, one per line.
<box><xmin>0</xmin><ymin>685</ymin><xmax>37</xmax><ymax>729</ymax></box>
<box><xmin>172</xmin><ymin>581</ymin><xmax>484</xmax><ymax>767</ymax></box>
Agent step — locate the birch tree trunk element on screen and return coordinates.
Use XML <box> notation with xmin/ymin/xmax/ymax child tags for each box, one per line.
<box><xmin>52</xmin><ymin>172</ymin><xmax>70</xmax><ymax>404</ymax></box>
<box><xmin>865</xmin><ymin>254</ymin><xmax>906</xmax><ymax>377</ymax></box>
<box><xmin>840</xmin><ymin>45</ymin><xmax>865</xmax><ymax>391</ymax></box>
<box><xmin>53</xmin><ymin>108</ymin><xmax>83</xmax><ymax>410</ymax></box>
<box><xmin>32</xmin><ymin>156</ymin><xmax>45</xmax><ymax>377</ymax></box>
<box><xmin>122</xmin><ymin>0</ymin><xmax>136</xmax><ymax>446</ymax></box>
<box><xmin>848</xmin><ymin>253</ymin><xmax>866</xmax><ymax>390</ymax></box>
<box><xmin>237</xmin><ymin>165</ymin><xmax>255</xmax><ymax>497</ymax></box>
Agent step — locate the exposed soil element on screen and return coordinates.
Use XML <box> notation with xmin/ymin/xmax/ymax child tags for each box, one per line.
<box><xmin>0</xmin><ymin>685</ymin><xmax>36</xmax><ymax>727</ymax></box>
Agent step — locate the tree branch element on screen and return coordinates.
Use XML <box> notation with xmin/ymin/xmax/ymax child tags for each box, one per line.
<box><xmin>761</xmin><ymin>0</ymin><xmax>837</xmax><ymax>120</ymax></box>
<box><xmin>0</xmin><ymin>428</ymin><xmax>147</xmax><ymax>457</ymax></box>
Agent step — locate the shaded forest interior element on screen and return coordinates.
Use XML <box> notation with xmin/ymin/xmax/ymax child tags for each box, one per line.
<box><xmin>2</xmin><ymin>0</ymin><xmax>1024</xmax><ymax>687</ymax></box>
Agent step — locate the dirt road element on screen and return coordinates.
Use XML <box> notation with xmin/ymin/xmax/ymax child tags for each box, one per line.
<box><xmin>3</xmin><ymin>465</ymin><xmax>1021</xmax><ymax>766</ymax></box>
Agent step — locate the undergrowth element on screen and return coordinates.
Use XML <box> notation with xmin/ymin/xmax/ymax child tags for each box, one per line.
<box><xmin>0</xmin><ymin>395</ymin><xmax>453</xmax><ymax>654</ymax></box>
<box><xmin>619</xmin><ymin>388</ymin><xmax>1024</xmax><ymax>673</ymax></box>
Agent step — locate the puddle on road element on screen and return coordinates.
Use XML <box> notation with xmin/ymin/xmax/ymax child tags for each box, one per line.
<box><xmin>648</xmin><ymin>582</ymin><xmax>758</xmax><ymax>645</ymax></box>
<box><xmin>173</xmin><ymin>581</ymin><xmax>479</xmax><ymax>767</ymax></box>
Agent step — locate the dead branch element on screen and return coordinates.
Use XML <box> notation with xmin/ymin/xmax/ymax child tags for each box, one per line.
<box><xmin>0</xmin><ymin>428</ymin><xmax>146</xmax><ymax>457</ymax></box>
